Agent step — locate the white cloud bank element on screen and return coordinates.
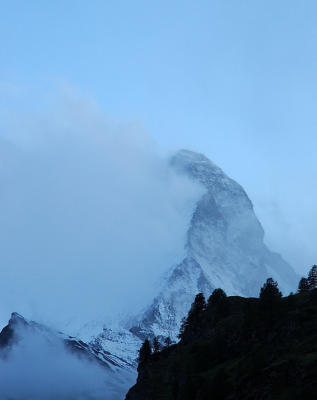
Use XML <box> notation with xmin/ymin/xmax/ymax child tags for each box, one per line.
<box><xmin>0</xmin><ymin>90</ymin><xmax>203</xmax><ymax>331</ymax></box>
<box><xmin>0</xmin><ymin>323</ymin><xmax>134</xmax><ymax>399</ymax></box>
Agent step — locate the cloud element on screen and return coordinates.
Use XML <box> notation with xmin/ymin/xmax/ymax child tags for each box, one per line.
<box><xmin>253</xmin><ymin>192</ymin><xmax>317</xmax><ymax>276</ymax></box>
<box><xmin>0</xmin><ymin>88</ymin><xmax>203</xmax><ymax>332</ymax></box>
<box><xmin>0</xmin><ymin>322</ymin><xmax>134</xmax><ymax>399</ymax></box>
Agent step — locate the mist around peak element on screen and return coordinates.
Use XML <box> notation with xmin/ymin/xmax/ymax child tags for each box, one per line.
<box><xmin>0</xmin><ymin>91</ymin><xmax>204</xmax><ymax>331</ymax></box>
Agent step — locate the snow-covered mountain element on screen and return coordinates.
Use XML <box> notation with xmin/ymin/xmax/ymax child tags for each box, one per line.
<box><xmin>92</xmin><ymin>149</ymin><xmax>299</xmax><ymax>362</ymax></box>
<box><xmin>0</xmin><ymin>149</ymin><xmax>299</xmax><ymax>399</ymax></box>
<box><xmin>0</xmin><ymin>312</ymin><xmax>136</xmax><ymax>399</ymax></box>
<box><xmin>127</xmin><ymin>150</ymin><xmax>298</xmax><ymax>341</ymax></box>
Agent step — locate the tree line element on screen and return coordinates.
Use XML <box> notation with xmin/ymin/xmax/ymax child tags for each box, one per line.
<box><xmin>138</xmin><ymin>265</ymin><xmax>317</xmax><ymax>365</ymax></box>
<box><xmin>138</xmin><ymin>336</ymin><xmax>173</xmax><ymax>364</ymax></box>
<box><xmin>298</xmin><ymin>265</ymin><xmax>317</xmax><ymax>292</ymax></box>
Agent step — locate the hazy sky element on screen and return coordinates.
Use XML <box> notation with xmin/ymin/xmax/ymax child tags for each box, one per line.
<box><xmin>1</xmin><ymin>0</ymin><xmax>317</xmax><ymax>321</ymax></box>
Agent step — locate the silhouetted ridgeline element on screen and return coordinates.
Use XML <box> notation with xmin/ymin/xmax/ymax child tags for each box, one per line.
<box><xmin>126</xmin><ymin>276</ymin><xmax>317</xmax><ymax>400</ymax></box>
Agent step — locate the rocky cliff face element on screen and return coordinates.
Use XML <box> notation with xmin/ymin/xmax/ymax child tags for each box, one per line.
<box><xmin>128</xmin><ymin>150</ymin><xmax>298</xmax><ymax>341</ymax></box>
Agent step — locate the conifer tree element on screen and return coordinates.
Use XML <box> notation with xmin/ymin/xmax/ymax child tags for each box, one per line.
<box><xmin>207</xmin><ymin>288</ymin><xmax>227</xmax><ymax>306</ymax></box>
<box><xmin>298</xmin><ymin>277</ymin><xmax>310</xmax><ymax>292</ymax></box>
<box><xmin>178</xmin><ymin>293</ymin><xmax>206</xmax><ymax>340</ymax></box>
<box><xmin>308</xmin><ymin>265</ymin><xmax>317</xmax><ymax>290</ymax></box>
<box><xmin>259</xmin><ymin>278</ymin><xmax>282</xmax><ymax>301</ymax></box>
<box><xmin>259</xmin><ymin>278</ymin><xmax>282</xmax><ymax>316</ymax></box>
<box><xmin>206</xmin><ymin>288</ymin><xmax>229</xmax><ymax>323</ymax></box>
<box><xmin>153</xmin><ymin>336</ymin><xmax>161</xmax><ymax>353</ymax></box>
<box><xmin>138</xmin><ymin>339</ymin><xmax>152</xmax><ymax>364</ymax></box>
<box><xmin>178</xmin><ymin>317</ymin><xmax>187</xmax><ymax>339</ymax></box>
<box><xmin>259</xmin><ymin>278</ymin><xmax>282</xmax><ymax>322</ymax></box>
<box><xmin>164</xmin><ymin>336</ymin><xmax>172</xmax><ymax>348</ymax></box>
<box><xmin>186</xmin><ymin>292</ymin><xmax>206</xmax><ymax>327</ymax></box>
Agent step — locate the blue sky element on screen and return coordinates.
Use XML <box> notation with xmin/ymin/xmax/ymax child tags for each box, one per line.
<box><xmin>1</xmin><ymin>0</ymin><xmax>317</xmax><ymax>271</ymax></box>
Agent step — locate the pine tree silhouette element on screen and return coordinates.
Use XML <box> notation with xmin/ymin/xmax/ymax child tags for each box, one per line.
<box><xmin>164</xmin><ymin>336</ymin><xmax>172</xmax><ymax>348</ymax></box>
<box><xmin>206</xmin><ymin>288</ymin><xmax>229</xmax><ymax>324</ymax></box>
<box><xmin>178</xmin><ymin>293</ymin><xmax>206</xmax><ymax>340</ymax></box>
<box><xmin>298</xmin><ymin>277</ymin><xmax>310</xmax><ymax>292</ymax></box>
<box><xmin>260</xmin><ymin>278</ymin><xmax>282</xmax><ymax>301</ymax></box>
<box><xmin>153</xmin><ymin>336</ymin><xmax>161</xmax><ymax>353</ymax></box>
<box><xmin>259</xmin><ymin>278</ymin><xmax>282</xmax><ymax>317</ymax></box>
<box><xmin>308</xmin><ymin>265</ymin><xmax>317</xmax><ymax>290</ymax></box>
<box><xmin>138</xmin><ymin>339</ymin><xmax>152</xmax><ymax>364</ymax></box>
<box><xmin>207</xmin><ymin>288</ymin><xmax>227</xmax><ymax>307</ymax></box>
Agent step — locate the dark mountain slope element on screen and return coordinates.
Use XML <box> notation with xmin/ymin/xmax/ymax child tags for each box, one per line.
<box><xmin>126</xmin><ymin>289</ymin><xmax>317</xmax><ymax>400</ymax></box>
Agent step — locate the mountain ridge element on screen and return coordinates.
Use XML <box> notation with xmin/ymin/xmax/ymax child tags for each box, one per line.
<box><xmin>0</xmin><ymin>312</ymin><xmax>136</xmax><ymax>399</ymax></box>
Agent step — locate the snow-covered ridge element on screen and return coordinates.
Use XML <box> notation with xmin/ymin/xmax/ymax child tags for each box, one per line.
<box><xmin>0</xmin><ymin>312</ymin><xmax>136</xmax><ymax>399</ymax></box>
<box><xmin>0</xmin><ymin>312</ymin><xmax>134</xmax><ymax>372</ymax></box>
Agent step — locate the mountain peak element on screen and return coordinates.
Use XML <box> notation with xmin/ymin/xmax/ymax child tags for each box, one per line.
<box><xmin>170</xmin><ymin>149</ymin><xmax>237</xmax><ymax>193</ymax></box>
<box><xmin>127</xmin><ymin>149</ymin><xmax>299</xmax><ymax>340</ymax></box>
<box><xmin>75</xmin><ymin>149</ymin><xmax>299</xmax><ymax>372</ymax></box>
<box><xmin>171</xmin><ymin>149</ymin><xmax>223</xmax><ymax>173</ymax></box>
<box><xmin>9</xmin><ymin>312</ymin><xmax>26</xmax><ymax>324</ymax></box>
<box><xmin>173</xmin><ymin>149</ymin><xmax>214</xmax><ymax>164</ymax></box>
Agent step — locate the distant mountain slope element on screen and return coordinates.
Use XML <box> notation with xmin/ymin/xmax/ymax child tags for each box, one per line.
<box><xmin>0</xmin><ymin>313</ymin><xmax>136</xmax><ymax>399</ymax></box>
<box><xmin>129</xmin><ymin>150</ymin><xmax>298</xmax><ymax>341</ymax></box>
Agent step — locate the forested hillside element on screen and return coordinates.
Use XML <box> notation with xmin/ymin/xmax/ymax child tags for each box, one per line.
<box><xmin>126</xmin><ymin>269</ymin><xmax>317</xmax><ymax>400</ymax></box>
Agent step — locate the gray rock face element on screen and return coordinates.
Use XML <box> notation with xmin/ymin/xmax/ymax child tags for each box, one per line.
<box><xmin>130</xmin><ymin>150</ymin><xmax>298</xmax><ymax>340</ymax></box>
